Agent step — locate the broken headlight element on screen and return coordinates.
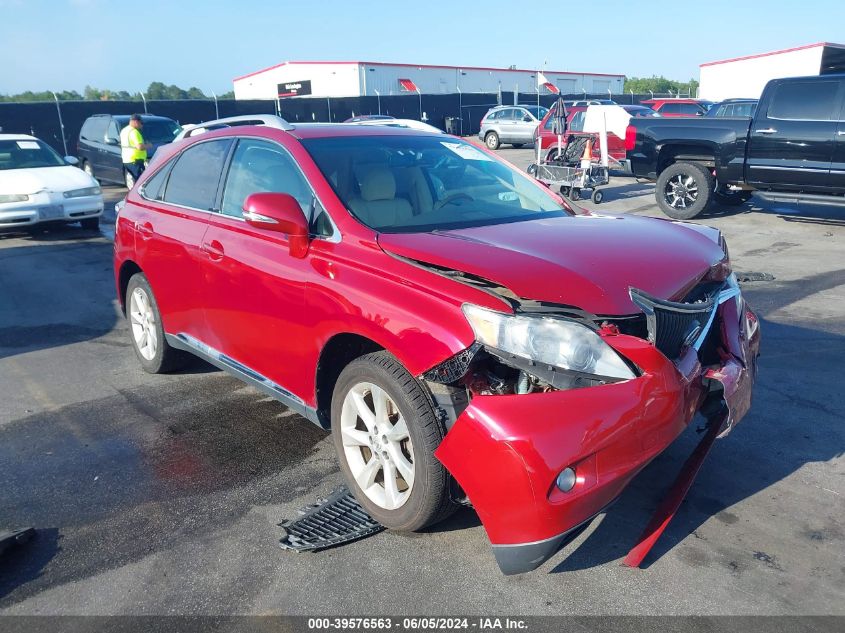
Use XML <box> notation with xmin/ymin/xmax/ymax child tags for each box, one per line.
<box><xmin>462</xmin><ymin>304</ymin><xmax>635</xmax><ymax>380</ymax></box>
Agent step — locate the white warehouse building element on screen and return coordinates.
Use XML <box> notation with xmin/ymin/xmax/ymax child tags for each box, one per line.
<box><xmin>699</xmin><ymin>42</ymin><xmax>845</xmax><ymax>101</ymax></box>
<box><xmin>233</xmin><ymin>60</ymin><xmax>625</xmax><ymax>100</ymax></box>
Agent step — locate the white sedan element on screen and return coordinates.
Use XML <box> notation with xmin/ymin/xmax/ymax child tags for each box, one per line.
<box><xmin>0</xmin><ymin>134</ymin><xmax>103</xmax><ymax>230</ymax></box>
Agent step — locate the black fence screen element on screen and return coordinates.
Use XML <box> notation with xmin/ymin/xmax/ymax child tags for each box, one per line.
<box><xmin>0</xmin><ymin>93</ymin><xmax>660</xmax><ymax>154</ymax></box>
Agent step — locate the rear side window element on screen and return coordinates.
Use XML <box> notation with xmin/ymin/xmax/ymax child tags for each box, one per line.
<box><xmin>221</xmin><ymin>139</ymin><xmax>312</xmax><ymax>218</ymax></box>
<box><xmin>661</xmin><ymin>103</ymin><xmax>703</xmax><ymax>115</ymax></box>
<box><xmin>767</xmin><ymin>80</ymin><xmax>840</xmax><ymax>121</ymax></box>
<box><xmin>140</xmin><ymin>161</ymin><xmax>173</xmax><ymax>201</ymax></box>
<box><xmin>163</xmin><ymin>139</ymin><xmax>231</xmax><ymax>210</ymax></box>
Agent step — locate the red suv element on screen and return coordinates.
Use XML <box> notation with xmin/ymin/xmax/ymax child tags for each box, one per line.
<box><xmin>640</xmin><ymin>98</ymin><xmax>710</xmax><ymax>117</ymax></box>
<box><xmin>114</xmin><ymin>115</ymin><xmax>760</xmax><ymax>574</ymax></box>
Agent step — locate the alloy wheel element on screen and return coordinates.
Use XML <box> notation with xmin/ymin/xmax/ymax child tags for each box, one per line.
<box><xmin>340</xmin><ymin>381</ymin><xmax>415</xmax><ymax>510</ymax></box>
<box><xmin>664</xmin><ymin>173</ymin><xmax>699</xmax><ymax>209</ymax></box>
<box><xmin>129</xmin><ymin>287</ymin><xmax>157</xmax><ymax>361</ymax></box>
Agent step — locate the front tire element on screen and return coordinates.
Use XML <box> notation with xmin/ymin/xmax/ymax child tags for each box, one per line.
<box><xmin>125</xmin><ymin>273</ymin><xmax>188</xmax><ymax>373</ymax></box>
<box><xmin>80</xmin><ymin>217</ymin><xmax>99</xmax><ymax>230</ymax></box>
<box><xmin>485</xmin><ymin>131</ymin><xmax>500</xmax><ymax>150</ymax></box>
<box><xmin>331</xmin><ymin>351</ymin><xmax>455</xmax><ymax>531</ymax></box>
<box><xmin>655</xmin><ymin>162</ymin><xmax>714</xmax><ymax>220</ymax></box>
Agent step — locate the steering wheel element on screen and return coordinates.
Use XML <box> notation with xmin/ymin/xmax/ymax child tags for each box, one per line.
<box><xmin>434</xmin><ymin>192</ymin><xmax>474</xmax><ymax>211</ymax></box>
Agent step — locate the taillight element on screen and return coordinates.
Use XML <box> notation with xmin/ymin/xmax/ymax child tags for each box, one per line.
<box><xmin>624</xmin><ymin>125</ymin><xmax>637</xmax><ymax>151</ymax></box>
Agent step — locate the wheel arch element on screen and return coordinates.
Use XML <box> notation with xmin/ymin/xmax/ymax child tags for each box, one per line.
<box><xmin>117</xmin><ymin>259</ymin><xmax>143</xmax><ymax>314</ymax></box>
<box><xmin>656</xmin><ymin>143</ymin><xmax>716</xmax><ymax>176</ymax></box>
<box><xmin>315</xmin><ymin>332</ymin><xmax>385</xmax><ymax>427</ymax></box>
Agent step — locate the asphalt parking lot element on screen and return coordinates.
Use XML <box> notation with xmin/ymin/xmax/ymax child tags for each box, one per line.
<box><xmin>1</xmin><ymin>151</ymin><xmax>843</xmax><ymax>616</ymax></box>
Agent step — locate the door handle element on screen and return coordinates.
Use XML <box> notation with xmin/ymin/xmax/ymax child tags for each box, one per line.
<box><xmin>201</xmin><ymin>240</ymin><xmax>224</xmax><ymax>261</ymax></box>
<box><xmin>755</xmin><ymin>128</ymin><xmax>777</xmax><ymax>134</ymax></box>
<box><xmin>136</xmin><ymin>221</ymin><xmax>153</xmax><ymax>240</ymax></box>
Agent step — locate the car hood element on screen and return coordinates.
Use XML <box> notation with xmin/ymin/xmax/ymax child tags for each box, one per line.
<box><xmin>377</xmin><ymin>213</ymin><xmax>725</xmax><ymax>315</ymax></box>
<box><xmin>0</xmin><ymin>165</ymin><xmax>97</xmax><ymax>195</ymax></box>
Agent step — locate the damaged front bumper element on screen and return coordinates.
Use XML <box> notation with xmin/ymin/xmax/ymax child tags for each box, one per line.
<box><xmin>434</xmin><ymin>295</ymin><xmax>760</xmax><ymax>575</ymax></box>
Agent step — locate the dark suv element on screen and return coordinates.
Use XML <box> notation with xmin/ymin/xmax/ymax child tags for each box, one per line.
<box><xmin>77</xmin><ymin>114</ymin><xmax>181</xmax><ymax>188</ymax></box>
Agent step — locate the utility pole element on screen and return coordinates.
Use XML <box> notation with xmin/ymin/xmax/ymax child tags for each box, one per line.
<box><xmin>50</xmin><ymin>91</ymin><xmax>68</xmax><ymax>156</ymax></box>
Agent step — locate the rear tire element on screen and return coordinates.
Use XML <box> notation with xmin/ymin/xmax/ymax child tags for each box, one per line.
<box><xmin>485</xmin><ymin>131</ymin><xmax>500</xmax><ymax>150</ymax></box>
<box><xmin>655</xmin><ymin>162</ymin><xmax>714</xmax><ymax>220</ymax></box>
<box><xmin>80</xmin><ymin>217</ymin><xmax>100</xmax><ymax>230</ymax></box>
<box><xmin>125</xmin><ymin>273</ymin><xmax>189</xmax><ymax>374</ymax></box>
<box><xmin>331</xmin><ymin>351</ymin><xmax>456</xmax><ymax>531</ymax></box>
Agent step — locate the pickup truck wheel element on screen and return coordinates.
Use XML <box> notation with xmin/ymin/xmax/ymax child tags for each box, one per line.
<box><xmin>656</xmin><ymin>162</ymin><xmax>714</xmax><ymax>220</ymax></box>
<box><xmin>485</xmin><ymin>131</ymin><xmax>500</xmax><ymax>150</ymax></box>
<box><xmin>331</xmin><ymin>351</ymin><xmax>456</xmax><ymax>531</ymax></box>
<box><xmin>125</xmin><ymin>273</ymin><xmax>189</xmax><ymax>374</ymax></box>
<box><xmin>714</xmin><ymin>185</ymin><xmax>753</xmax><ymax>206</ymax></box>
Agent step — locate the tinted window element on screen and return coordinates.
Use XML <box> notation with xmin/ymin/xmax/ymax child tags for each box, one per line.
<box><xmin>81</xmin><ymin>117</ymin><xmax>108</xmax><ymax>141</ymax></box>
<box><xmin>486</xmin><ymin>110</ymin><xmax>501</xmax><ymax>120</ymax></box>
<box><xmin>500</xmin><ymin>109</ymin><xmax>518</xmax><ymax>120</ymax></box>
<box><xmin>221</xmin><ymin>139</ymin><xmax>312</xmax><ymax>218</ymax></box>
<box><xmin>661</xmin><ymin>103</ymin><xmax>703</xmax><ymax>115</ymax></box>
<box><xmin>140</xmin><ymin>160</ymin><xmax>173</xmax><ymax>201</ymax></box>
<box><xmin>106</xmin><ymin>121</ymin><xmax>120</xmax><ymax>142</ymax></box>
<box><xmin>735</xmin><ymin>102</ymin><xmax>757</xmax><ymax>117</ymax></box>
<box><xmin>524</xmin><ymin>106</ymin><xmax>548</xmax><ymax>120</ymax></box>
<box><xmin>767</xmin><ymin>81</ymin><xmax>840</xmax><ymax>120</ymax></box>
<box><xmin>163</xmin><ymin>139</ymin><xmax>231</xmax><ymax>210</ymax></box>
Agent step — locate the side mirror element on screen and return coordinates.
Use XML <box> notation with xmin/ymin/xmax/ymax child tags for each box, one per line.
<box><xmin>105</xmin><ymin>137</ymin><xmax>119</xmax><ymax>146</ymax></box>
<box><xmin>64</xmin><ymin>156</ymin><xmax>79</xmax><ymax>166</ymax></box>
<box><xmin>242</xmin><ymin>192</ymin><xmax>310</xmax><ymax>258</ymax></box>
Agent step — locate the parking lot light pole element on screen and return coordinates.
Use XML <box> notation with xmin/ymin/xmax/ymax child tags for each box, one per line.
<box><xmin>630</xmin><ymin>89</ymin><xmax>634</xmax><ymax>104</ymax></box>
<box><xmin>139</xmin><ymin>92</ymin><xmax>148</xmax><ymax>113</ymax></box>
<box><xmin>374</xmin><ymin>89</ymin><xmax>381</xmax><ymax>115</ymax></box>
<box><xmin>50</xmin><ymin>91</ymin><xmax>68</xmax><ymax>157</ymax></box>
<box><xmin>211</xmin><ymin>90</ymin><xmax>219</xmax><ymax>119</ymax></box>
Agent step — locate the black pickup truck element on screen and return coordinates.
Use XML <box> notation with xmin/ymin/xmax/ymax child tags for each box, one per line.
<box><xmin>625</xmin><ymin>74</ymin><xmax>845</xmax><ymax>219</ymax></box>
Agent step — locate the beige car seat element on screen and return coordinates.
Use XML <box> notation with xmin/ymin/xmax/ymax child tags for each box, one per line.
<box><xmin>348</xmin><ymin>168</ymin><xmax>413</xmax><ymax>227</ymax></box>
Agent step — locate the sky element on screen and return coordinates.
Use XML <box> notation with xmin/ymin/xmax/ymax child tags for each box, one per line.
<box><xmin>0</xmin><ymin>0</ymin><xmax>842</xmax><ymax>95</ymax></box>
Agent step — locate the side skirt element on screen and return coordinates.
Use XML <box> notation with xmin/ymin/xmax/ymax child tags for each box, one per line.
<box><xmin>166</xmin><ymin>333</ymin><xmax>325</xmax><ymax>428</ymax></box>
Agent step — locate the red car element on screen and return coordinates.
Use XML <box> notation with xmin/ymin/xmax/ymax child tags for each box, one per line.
<box><xmin>639</xmin><ymin>98</ymin><xmax>710</xmax><ymax>117</ymax></box>
<box><xmin>114</xmin><ymin>115</ymin><xmax>760</xmax><ymax>574</ymax></box>
<box><xmin>535</xmin><ymin>105</ymin><xmax>658</xmax><ymax>165</ymax></box>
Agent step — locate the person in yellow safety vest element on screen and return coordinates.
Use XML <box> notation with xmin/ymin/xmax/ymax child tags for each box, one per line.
<box><xmin>119</xmin><ymin>114</ymin><xmax>152</xmax><ymax>187</ymax></box>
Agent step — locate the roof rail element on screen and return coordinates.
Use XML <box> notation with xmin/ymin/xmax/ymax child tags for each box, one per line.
<box><xmin>177</xmin><ymin>114</ymin><xmax>295</xmax><ymax>140</ymax></box>
<box><xmin>201</xmin><ymin>114</ymin><xmax>294</xmax><ymax>131</ymax></box>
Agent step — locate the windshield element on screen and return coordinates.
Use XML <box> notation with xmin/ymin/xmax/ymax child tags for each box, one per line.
<box><xmin>524</xmin><ymin>106</ymin><xmax>549</xmax><ymax>119</ymax></box>
<box><xmin>302</xmin><ymin>135</ymin><xmax>567</xmax><ymax>233</ymax></box>
<box><xmin>116</xmin><ymin>117</ymin><xmax>181</xmax><ymax>144</ymax></box>
<box><xmin>0</xmin><ymin>139</ymin><xmax>65</xmax><ymax>170</ymax></box>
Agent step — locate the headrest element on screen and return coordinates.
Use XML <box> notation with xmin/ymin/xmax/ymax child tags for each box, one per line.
<box><xmin>360</xmin><ymin>168</ymin><xmax>396</xmax><ymax>202</ymax></box>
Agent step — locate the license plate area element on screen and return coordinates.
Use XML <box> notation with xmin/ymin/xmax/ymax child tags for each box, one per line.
<box><xmin>37</xmin><ymin>205</ymin><xmax>65</xmax><ymax>220</ymax></box>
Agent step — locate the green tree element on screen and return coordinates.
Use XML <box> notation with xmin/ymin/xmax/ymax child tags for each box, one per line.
<box><xmin>186</xmin><ymin>86</ymin><xmax>207</xmax><ymax>99</ymax></box>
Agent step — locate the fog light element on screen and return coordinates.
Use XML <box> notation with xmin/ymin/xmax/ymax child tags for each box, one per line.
<box><xmin>556</xmin><ymin>467</ymin><xmax>577</xmax><ymax>492</ymax></box>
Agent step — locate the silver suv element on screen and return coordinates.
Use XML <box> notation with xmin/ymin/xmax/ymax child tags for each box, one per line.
<box><xmin>478</xmin><ymin>105</ymin><xmax>548</xmax><ymax>150</ymax></box>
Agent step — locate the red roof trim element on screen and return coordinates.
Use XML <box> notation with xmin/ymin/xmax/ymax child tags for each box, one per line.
<box><xmin>233</xmin><ymin>60</ymin><xmax>624</xmax><ymax>83</ymax></box>
<box><xmin>699</xmin><ymin>42</ymin><xmax>842</xmax><ymax>67</ymax></box>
